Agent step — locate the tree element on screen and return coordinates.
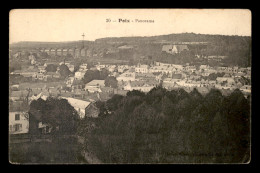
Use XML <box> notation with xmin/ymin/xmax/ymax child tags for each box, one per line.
<box><xmin>43</xmin><ymin>97</ymin><xmax>79</xmax><ymax>134</ymax></box>
<box><xmin>29</xmin><ymin>97</ymin><xmax>80</xmax><ymax>135</ymax></box>
<box><xmin>29</xmin><ymin>98</ymin><xmax>47</xmax><ymax>135</ymax></box>
<box><xmin>83</xmin><ymin>69</ymin><xmax>109</xmax><ymax>84</ymax></box>
<box><xmin>59</xmin><ymin>64</ymin><xmax>71</xmax><ymax>79</ymax></box>
<box><xmin>83</xmin><ymin>70</ymin><xmax>99</xmax><ymax>84</ymax></box>
<box><xmin>126</xmin><ymin>89</ymin><xmax>145</xmax><ymax>97</ymax></box>
<box><xmin>100</xmin><ymin>69</ymin><xmax>109</xmax><ymax>79</ymax></box>
<box><xmin>221</xmin><ymin>89</ymin><xmax>250</xmax><ymax>162</ymax></box>
<box><xmin>45</xmin><ymin>64</ymin><xmax>58</xmax><ymax>72</ymax></box>
<box><xmin>105</xmin><ymin>76</ymin><xmax>118</xmax><ymax>88</ymax></box>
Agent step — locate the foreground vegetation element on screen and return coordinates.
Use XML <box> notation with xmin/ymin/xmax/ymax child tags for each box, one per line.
<box><xmin>9</xmin><ymin>137</ymin><xmax>86</xmax><ymax>164</ymax></box>
<box><xmin>83</xmin><ymin>87</ymin><xmax>250</xmax><ymax>163</ymax></box>
<box><xmin>9</xmin><ymin>87</ymin><xmax>250</xmax><ymax>164</ymax></box>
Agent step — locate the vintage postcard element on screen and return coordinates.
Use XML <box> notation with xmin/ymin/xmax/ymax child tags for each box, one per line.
<box><xmin>9</xmin><ymin>9</ymin><xmax>251</xmax><ymax>164</ymax></box>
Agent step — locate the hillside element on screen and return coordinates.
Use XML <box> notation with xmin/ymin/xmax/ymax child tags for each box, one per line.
<box><xmin>9</xmin><ymin>33</ymin><xmax>251</xmax><ymax>67</ymax></box>
<box><xmin>95</xmin><ymin>33</ymin><xmax>251</xmax><ymax>44</ymax></box>
<box><xmin>10</xmin><ymin>33</ymin><xmax>251</xmax><ymax>48</ymax></box>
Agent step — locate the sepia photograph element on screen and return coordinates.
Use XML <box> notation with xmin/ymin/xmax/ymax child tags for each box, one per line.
<box><xmin>9</xmin><ymin>9</ymin><xmax>251</xmax><ymax>164</ymax></box>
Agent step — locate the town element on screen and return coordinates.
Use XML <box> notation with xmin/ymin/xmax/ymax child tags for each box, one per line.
<box><xmin>9</xmin><ymin>38</ymin><xmax>251</xmax><ymax>135</ymax></box>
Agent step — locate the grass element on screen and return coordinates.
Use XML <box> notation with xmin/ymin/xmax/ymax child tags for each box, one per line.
<box><xmin>9</xmin><ymin>136</ymin><xmax>87</xmax><ymax>164</ymax></box>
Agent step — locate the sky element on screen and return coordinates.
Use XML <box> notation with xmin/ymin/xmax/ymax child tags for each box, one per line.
<box><xmin>9</xmin><ymin>9</ymin><xmax>251</xmax><ymax>44</ymax></box>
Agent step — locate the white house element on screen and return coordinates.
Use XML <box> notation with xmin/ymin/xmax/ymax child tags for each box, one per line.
<box><xmin>135</xmin><ymin>64</ymin><xmax>149</xmax><ymax>73</ymax></box>
<box><xmin>85</xmin><ymin>80</ymin><xmax>105</xmax><ymax>93</ymax></box>
<box><xmin>67</xmin><ymin>64</ymin><xmax>75</xmax><ymax>72</ymax></box>
<box><xmin>116</xmin><ymin>72</ymin><xmax>135</xmax><ymax>82</ymax></box>
<box><xmin>216</xmin><ymin>77</ymin><xmax>236</xmax><ymax>85</ymax></box>
<box><xmin>79</xmin><ymin>64</ymin><xmax>88</xmax><ymax>71</ymax></box>
<box><xmin>62</xmin><ymin>97</ymin><xmax>91</xmax><ymax>119</ymax></box>
<box><xmin>118</xmin><ymin>65</ymin><xmax>129</xmax><ymax>73</ymax></box>
<box><xmin>240</xmin><ymin>85</ymin><xmax>251</xmax><ymax>94</ymax></box>
<box><xmin>162</xmin><ymin>45</ymin><xmax>189</xmax><ymax>54</ymax></box>
<box><xmin>9</xmin><ymin>112</ymin><xmax>29</xmax><ymax>134</ymax></box>
<box><xmin>75</xmin><ymin>71</ymin><xmax>86</xmax><ymax>80</ymax></box>
<box><xmin>124</xmin><ymin>80</ymin><xmax>158</xmax><ymax>93</ymax></box>
<box><xmin>66</xmin><ymin>77</ymin><xmax>75</xmax><ymax>87</ymax></box>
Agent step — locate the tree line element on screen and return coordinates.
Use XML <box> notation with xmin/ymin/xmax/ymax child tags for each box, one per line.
<box><xmin>84</xmin><ymin>86</ymin><xmax>250</xmax><ymax>163</ymax></box>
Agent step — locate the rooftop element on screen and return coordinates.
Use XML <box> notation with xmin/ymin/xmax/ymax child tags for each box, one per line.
<box><xmin>61</xmin><ymin>97</ymin><xmax>91</xmax><ymax>110</ymax></box>
<box><xmin>85</xmin><ymin>80</ymin><xmax>105</xmax><ymax>87</ymax></box>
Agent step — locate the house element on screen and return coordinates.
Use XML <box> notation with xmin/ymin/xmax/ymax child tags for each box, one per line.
<box><xmin>66</xmin><ymin>76</ymin><xmax>75</xmax><ymax>87</ymax></box>
<box><xmin>85</xmin><ymin>80</ymin><xmax>105</xmax><ymax>93</ymax></box>
<box><xmin>216</xmin><ymin>77</ymin><xmax>236</xmax><ymax>85</ymax></box>
<box><xmin>118</xmin><ymin>65</ymin><xmax>129</xmax><ymax>73</ymax></box>
<box><xmin>240</xmin><ymin>85</ymin><xmax>251</xmax><ymax>93</ymax></box>
<box><xmin>67</xmin><ymin>64</ymin><xmax>75</xmax><ymax>72</ymax></box>
<box><xmin>135</xmin><ymin>64</ymin><xmax>149</xmax><ymax>73</ymax></box>
<box><xmin>96</xmin><ymin>64</ymin><xmax>106</xmax><ymax>71</ymax></box>
<box><xmin>135</xmin><ymin>73</ymin><xmax>156</xmax><ymax>81</ymax></box>
<box><xmin>46</xmin><ymin>72</ymin><xmax>61</xmax><ymax>79</ymax></box>
<box><xmin>200</xmin><ymin>65</ymin><xmax>209</xmax><ymax>70</ymax></box>
<box><xmin>124</xmin><ymin>80</ymin><xmax>158</xmax><ymax>92</ymax></box>
<box><xmin>162</xmin><ymin>44</ymin><xmax>189</xmax><ymax>54</ymax></box>
<box><xmin>30</xmin><ymin>92</ymin><xmax>47</xmax><ymax>101</ymax></box>
<box><xmin>108</xmin><ymin>65</ymin><xmax>117</xmax><ymax>73</ymax></box>
<box><xmin>85</xmin><ymin>103</ymin><xmax>100</xmax><ymax>118</ymax></box>
<box><xmin>62</xmin><ymin>97</ymin><xmax>91</xmax><ymax>119</ymax></box>
<box><xmin>38</xmin><ymin>65</ymin><xmax>46</xmax><ymax>72</ymax></box>
<box><xmin>116</xmin><ymin>72</ymin><xmax>135</xmax><ymax>82</ymax></box>
<box><xmin>12</xmin><ymin>67</ymin><xmax>39</xmax><ymax>78</ymax></box>
<box><xmin>184</xmin><ymin>65</ymin><xmax>197</xmax><ymax>73</ymax></box>
<box><xmin>75</xmin><ymin>71</ymin><xmax>86</xmax><ymax>80</ymax></box>
<box><xmin>162</xmin><ymin>78</ymin><xmax>177</xmax><ymax>90</ymax></box>
<box><xmin>71</xmin><ymin>79</ymin><xmax>85</xmax><ymax>91</ymax></box>
<box><xmin>38</xmin><ymin>122</ymin><xmax>52</xmax><ymax>134</ymax></box>
<box><xmin>234</xmin><ymin>72</ymin><xmax>245</xmax><ymax>78</ymax></box>
<box><xmin>9</xmin><ymin>112</ymin><xmax>29</xmax><ymax>134</ymax></box>
<box><xmin>101</xmin><ymin>86</ymin><xmax>114</xmax><ymax>94</ymax></box>
<box><xmin>10</xmin><ymin>84</ymin><xmax>19</xmax><ymax>91</ymax></box>
<box><xmin>79</xmin><ymin>64</ymin><xmax>88</xmax><ymax>71</ymax></box>
<box><xmin>34</xmin><ymin>72</ymin><xmax>47</xmax><ymax>81</ymax></box>
<box><xmin>10</xmin><ymin>90</ymin><xmax>32</xmax><ymax>101</ymax></box>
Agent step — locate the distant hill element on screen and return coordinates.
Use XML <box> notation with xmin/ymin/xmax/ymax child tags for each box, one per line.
<box><xmin>95</xmin><ymin>33</ymin><xmax>251</xmax><ymax>44</ymax></box>
<box><xmin>95</xmin><ymin>33</ymin><xmax>251</xmax><ymax>66</ymax></box>
<box><xmin>10</xmin><ymin>33</ymin><xmax>251</xmax><ymax>48</ymax></box>
<box><xmin>9</xmin><ymin>33</ymin><xmax>251</xmax><ymax>67</ymax></box>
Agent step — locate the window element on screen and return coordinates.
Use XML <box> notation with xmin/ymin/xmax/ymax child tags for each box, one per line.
<box><xmin>15</xmin><ymin>114</ymin><xmax>20</xmax><ymax>121</ymax></box>
<box><xmin>14</xmin><ymin>124</ymin><xmax>22</xmax><ymax>132</ymax></box>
